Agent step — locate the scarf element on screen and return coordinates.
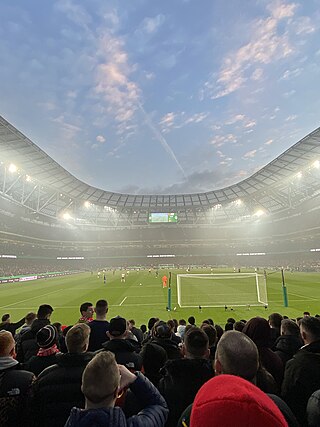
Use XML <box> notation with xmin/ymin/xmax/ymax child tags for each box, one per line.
<box><xmin>37</xmin><ymin>344</ymin><xmax>60</xmax><ymax>357</ymax></box>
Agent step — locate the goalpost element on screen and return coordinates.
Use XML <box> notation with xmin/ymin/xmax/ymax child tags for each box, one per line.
<box><xmin>176</xmin><ymin>273</ymin><xmax>268</xmax><ymax>308</ymax></box>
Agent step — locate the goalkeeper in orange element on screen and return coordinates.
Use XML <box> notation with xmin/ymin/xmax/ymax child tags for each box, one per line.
<box><xmin>162</xmin><ymin>275</ymin><xmax>168</xmax><ymax>288</ymax></box>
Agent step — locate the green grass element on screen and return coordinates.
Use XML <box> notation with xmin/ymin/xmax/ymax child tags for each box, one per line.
<box><xmin>0</xmin><ymin>269</ymin><xmax>320</xmax><ymax>327</ymax></box>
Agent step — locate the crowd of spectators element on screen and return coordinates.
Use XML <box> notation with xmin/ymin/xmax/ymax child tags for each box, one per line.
<box><xmin>2</xmin><ymin>303</ymin><xmax>320</xmax><ymax>426</ymax></box>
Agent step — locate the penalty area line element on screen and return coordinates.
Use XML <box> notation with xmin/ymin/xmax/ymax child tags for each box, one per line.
<box><xmin>119</xmin><ymin>296</ymin><xmax>127</xmax><ymax>306</ymax></box>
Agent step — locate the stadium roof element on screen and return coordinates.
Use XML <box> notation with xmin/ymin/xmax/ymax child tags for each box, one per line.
<box><xmin>1</xmin><ymin>115</ymin><xmax>320</xmax><ymax>224</ymax></box>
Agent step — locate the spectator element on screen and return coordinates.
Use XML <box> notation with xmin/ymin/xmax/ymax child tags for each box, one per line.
<box><xmin>16</xmin><ymin>312</ymin><xmax>37</xmax><ymax>340</ymax></box>
<box><xmin>188</xmin><ymin>316</ymin><xmax>196</xmax><ymax>326</ymax></box>
<box><xmin>140</xmin><ymin>342</ymin><xmax>167</xmax><ymax>387</ymax></box>
<box><xmin>282</xmin><ymin>316</ymin><xmax>320</xmax><ymax>425</ymax></box>
<box><xmin>78</xmin><ymin>302</ymin><xmax>94</xmax><ymax>323</ymax></box>
<box><xmin>201</xmin><ymin>324</ymin><xmax>217</xmax><ymax>360</ymax></box>
<box><xmin>234</xmin><ymin>320</ymin><xmax>245</xmax><ymax>332</ymax></box>
<box><xmin>0</xmin><ymin>313</ymin><xmax>26</xmax><ymax>336</ymax></box>
<box><xmin>243</xmin><ymin>317</ymin><xmax>284</xmax><ymax>388</ymax></box>
<box><xmin>190</xmin><ymin>375</ymin><xmax>288</xmax><ymax>427</ymax></box>
<box><xmin>158</xmin><ymin>327</ymin><xmax>214</xmax><ymax>427</ymax></box>
<box><xmin>167</xmin><ymin>319</ymin><xmax>181</xmax><ymax>345</ymax></box>
<box><xmin>101</xmin><ymin>316</ymin><xmax>142</xmax><ymax>371</ymax></box>
<box><xmin>32</xmin><ymin>323</ymin><xmax>94</xmax><ymax>427</ymax></box>
<box><xmin>0</xmin><ymin>330</ymin><xmax>34</xmax><ymax>427</ymax></box>
<box><xmin>150</xmin><ymin>321</ymin><xmax>181</xmax><ymax>360</ymax></box>
<box><xmin>64</xmin><ymin>351</ymin><xmax>168</xmax><ymax>427</ymax></box>
<box><xmin>274</xmin><ymin>319</ymin><xmax>303</xmax><ymax>365</ymax></box>
<box><xmin>88</xmin><ymin>299</ymin><xmax>109</xmax><ymax>351</ymax></box>
<box><xmin>128</xmin><ymin>319</ymin><xmax>144</xmax><ymax>344</ymax></box>
<box><xmin>16</xmin><ymin>304</ymin><xmax>54</xmax><ymax>363</ymax></box>
<box><xmin>269</xmin><ymin>312</ymin><xmax>283</xmax><ymax>347</ymax></box>
<box><xmin>24</xmin><ymin>325</ymin><xmax>60</xmax><ymax>376</ymax></box>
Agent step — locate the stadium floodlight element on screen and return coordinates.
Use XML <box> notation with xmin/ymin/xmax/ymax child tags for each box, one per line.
<box><xmin>254</xmin><ymin>209</ymin><xmax>265</xmax><ymax>217</ymax></box>
<box><xmin>26</xmin><ymin>175</ymin><xmax>31</xmax><ymax>182</ymax></box>
<box><xmin>62</xmin><ymin>212</ymin><xmax>72</xmax><ymax>220</ymax></box>
<box><xmin>8</xmin><ymin>163</ymin><xmax>17</xmax><ymax>173</ymax></box>
<box><xmin>235</xmin><ymin>199</ymin><xmax>242</xmax><ymax>206</ymax></box>
<box><xmin>313</xmin><ymin>160</ymin><xmax>320</xmax><ymax>169</ymax></box>
<box><xmin>84</xmin><ymin>201</ymin><xmax>90</xmax><ymax>208</ymax></box>
<box><xmin>296</xmin><ymin>171</ymin><xmax>302</xmax><ymax>179</ymax></box>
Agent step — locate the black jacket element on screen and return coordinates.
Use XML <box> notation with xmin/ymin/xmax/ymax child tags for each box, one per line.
<box><xmin>16</xmin><ymin>319</ymin><xmax>50</xmax><ymax>363</ymax></box>
<box><xmin>275</xmin><ymin>334</ymin><xmax>303</xmax><ymax>365</ymax></box>
<box><xmin>88</xmin><ymin>320</ymin><xmax>110</xmax><ymax>352</ymax></box>
<box><xmin>150</xmin><ymin>337</ymin><xmax>181</xmax><ymax>361</ymax></box>
<box><xmin>0</xmin><ymin>364</ymin><xmax>34</xmax><ymax>427</ymax></box>
<box><xmin>31</xmin><ymin>351</ymin><xmax>94</xmax><ymax>427</ymax></box>
<box><xmin>282</xmin><ymin>339</ymin><xmax>320</xmax><ymax>426</ymax></box>
<box><xmin>158</xmin><ymin>358</ymin><xmax>214</xmax><ymax>427</ymax></box>
<box><xmin>23</xmin><ymin>353</ymin><xmax>59</xmax><ymax>377</ymax></box>
<box><xmin>101</xmin><ymin>339</ymin><xmax>142</xmax><ymax>371</ymax></box>
<box><xmin>0</xmin><ymin>317</ymin><xmax>25</xmax><ymax>336</ymax></box>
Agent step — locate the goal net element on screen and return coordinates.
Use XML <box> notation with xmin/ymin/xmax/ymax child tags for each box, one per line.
<box><xmin>176</xmin><ymin>273</ymin><xmax>267</xmax><ymax>308</ymax></box>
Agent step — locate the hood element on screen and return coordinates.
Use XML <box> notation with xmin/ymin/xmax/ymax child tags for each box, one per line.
<box><xmin>102</xmin><ymin>338</ymin><xmax>136</xmax><ymax>353</ymax></box>
<box><xmin>161</xmin><ymin>358</ymin><xmax>214</xmax><ymax>378</ymax></box>
<box><xmin>56</xmin><ymin>351</ymin><xmax>95</xmax><ymax>367</ymax></box>
<box><xmin>66</xmin><ymin>407</ymin><xmax>125</xmax><ymax>427</ymax></box>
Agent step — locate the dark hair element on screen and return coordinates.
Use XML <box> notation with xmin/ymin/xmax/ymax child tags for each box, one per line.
<box><xmin>184</xmin><ymin>327</ymin><xmax>209</xmax><ymax>357</ymax></box>
<box><xmin>153</xmin><ymin>320</ymin><xmax>171</xmax><ymax>339</ymax></box>
<box><xmin>215</xmin><ymin>324</ymin><xmax>224</xmax><ymax>342</ymax></box>
<box><xmin>148</xmin><ymin>317</ymin><xmax>158</xmax><ymax>331</ymax></box>
<box><xmin>234</xmin><ymin>321</ymin><xmax>245</xmax><ymax>332</ymax></box>
<box><xmin>52</xmin><ymin>322</ymin><xmax>62</xmax><ymax>335</ymax></box>
<box><xmin>300</xmin><ymin>316</ymin><xmax>320</xmax><ymax>340</ymax></box>
<box><xmin>281</xmin><ymin>319</ymin><xmax>300</xmax><ymax>336</ymax></box>
<box><xmin>188</xmin><ymin>316</ymin><xmax>196</xmax><ymax>325</ymax></box>
<box><xmin>167</xmin><ymin>319</ymin><xmax>175</xmax><ymax>331</ymax></box>
<box><xmin>37</xmin><ymin>304</ymin><xmax>54</xmax><ymax>319</ymax></box>
<box><xmin>1</xmin><ymin>314</ymin><xmax>10</xmax><ymax>322</ymax></box>
<box><xmin>227</xmin><ymin>318</ymin><xmax>236</xmax><ymax>324</ymax></box>
<box><xmin>179</xmin><ymin>319</ymin><xmax>187</xmax><ymax>326</ymax></box>
<box><xmin>80</xmin><ymin>302</ymin><xmax>93</xmax><ymax>315</ymax></box>
<box><xmin>95</xmin><ymin>300</ymin><xmax>108</xmax><ymax>316</ymax></box>
<box><xmin>225</xmin><ymin>322</ymin><xmax>234</xmax><ymax>331</ymax></box>
<box><xmin>207</xmin><ymin>318</ymin><xmax>214</xmax><ymax>326</ymax></box>
<box><xmin>201</xmin><ymin>324</ymin><xmax>217</xmax><ymax>347</ymax></box>
<box><xmin>140</xmin><ymin>324</ymin><xmax>147</xmax><ymax>333</ymax></box>
<box><xmin>268</xmin><ymin>313</ymin><xmax>283</xmax><ymax>328</ymax></box>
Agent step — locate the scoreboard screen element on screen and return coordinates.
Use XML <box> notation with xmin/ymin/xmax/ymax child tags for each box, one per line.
<box><xmin>148</xmin><ymin>213</ymin><xmax>178</xmax><ymax>223</ymax></box>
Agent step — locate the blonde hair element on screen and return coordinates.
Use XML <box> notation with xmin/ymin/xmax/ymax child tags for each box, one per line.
<box><xmin>0</xmin><ymin>330</ymin><xmax>15</xmax><ymax>356</ymax></box>
<box><xmin>66</xmin><ymin>323</ymin><xmax>90</xmax><ymax>353</ymax></box>
<box><xmin>82</xmin><ymin>351</ymin><xmax>120</xmax><ymax>404</ymax></box>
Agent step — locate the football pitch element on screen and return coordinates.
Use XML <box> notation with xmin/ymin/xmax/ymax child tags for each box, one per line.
<box><xmin>0</xmin><ymin>269</ymin><xmax>320</xmax><ymax>327</ymax></box>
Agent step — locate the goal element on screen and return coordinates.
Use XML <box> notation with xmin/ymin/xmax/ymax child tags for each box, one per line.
<box><xmin>176</xmin><ymin>273</ymin><xmax>268</xmax><ymax>308</ymax></box>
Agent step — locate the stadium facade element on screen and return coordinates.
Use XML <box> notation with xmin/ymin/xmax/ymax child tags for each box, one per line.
<box><xmin>0</xmin><ymin>115</ymin><xmax>320</xmax><ymax>270</ymax></box>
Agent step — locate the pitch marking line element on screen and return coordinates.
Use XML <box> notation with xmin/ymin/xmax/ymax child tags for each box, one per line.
<box><xmin>289</xmin><ymin>292</ymin><xmax>318</xmax><ymax>301</ymax></box>
<box><xmin>0</xmin><ymin>288</ymin><xmax>64</xmax><ymax>310</ymax></box>
<box><xmin>119</xmin><ymin>297</ymin><xmax>127</xmax><ymax>306</ymax></box>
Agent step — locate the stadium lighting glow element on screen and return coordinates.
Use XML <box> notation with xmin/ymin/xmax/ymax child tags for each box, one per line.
<box><xmin>254</xmin><ymin>209</ymin><xmax>265</xmax><ymax>217</ymax></box>
<box><xmin>84</xmin><ymin>201</ymin><xmax>90</xmax><ymax>208</ymax></box>
<box><xmin>8</xmin><ymin>163</ymin><xmax>17</xmax><ymax>173</ymax></box>
<box><xmin>62</xmin><ymin>212</ymin><xmax>72</xmax><ymax>220</ymax></box>
<box><xmin>235</xmin><ymin>199</ymin><xmax>242</xmax><ymax>206</ymax></box>
<box><xmin>26</xmin><ymin>175</ymin><xmax>31</xmax><ymax>182</ymax></box>
<box><xmin>313</xmin><ymin>160</ymin><xmax>320</xmax><ymax>169</ymax></box>
<box><xmin>296</xmin><ymin>171</ymin><xmax>302</xmax><ymax>179</ymax></box>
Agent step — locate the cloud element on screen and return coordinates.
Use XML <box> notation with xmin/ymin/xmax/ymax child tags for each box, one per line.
<box><xmin>140</xmin><ymin>14</ymin><xmax>165</xmax><ymax>34</ymax></box>
<box><xmin>285</xmin><ymin>114</ymin><xmax>297</xmax><ymax>121</ymax></box>
<box><xmin>243</xmin><ymin>149</ymin><xmax>257</xmax><ymax>159</ymax></box>
<box><xmin>159</xmin><ymin>112</ymin><xmax>176</xmax><ymax>127</ymax></box>
<box><xmin>294</xmin><ymin>16</ymin><xmax>315</xmax><ymax>35</ymax></box>
<box><xmin>281</xmin><ymin>67</ymin><xmax>303</xmax><ymax>79</ymax></box>
<box><xmin>211</xmin><ymin>134</ymin><xmax>237</xmax><ymax>147</ymax></box>
<box><xmin>206</xmin><ymin>1</ymin><xmax>298</xmax><ymax>99</ymax></box>
<box><xmin>96</xmin><ymin>135</ymin><xmax>106</xmax><ymax>143</ymax></box>
<box><xmin>159</xmin><ymin>111</ymin><xmax>209</xmax><ymax>133</ymax></box>
<box><xmin>225</xmin><ymin>114</ymin><xmax>245</xmax><ymax>125</ymax></box>
<box><xmin>244</xmin><ymin>120</ymin><xmax>256</xmax><ymax>128</ymax></box>
<box><xmin>51</xmin><ymin>114</ymin><xmax>82</xmax><ymax>140</ymax></box>
<box><xmin>265</xmin><ymin>139</ymin><xmax>273</xmax><ymax>145</ymax></box>
<box><xmin>251</xmin><ymin>68</ymin><xmax>264</xmax><ymax>81</ymax></box>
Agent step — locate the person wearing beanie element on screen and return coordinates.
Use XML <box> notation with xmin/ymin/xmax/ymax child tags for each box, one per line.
<box><xmin>24</xmin><ymin>325</ymin><xmax>60</xmax><ymax>376</ymax></box>
<box><xmin>190</xmin><ymin>374</ymin><xmax>288</xmax><ymax>427</ymax></box>
<box><xmin>101</xmin><ymin>316</ymin><xmax>142</xmax><ymax>371</ymax></box>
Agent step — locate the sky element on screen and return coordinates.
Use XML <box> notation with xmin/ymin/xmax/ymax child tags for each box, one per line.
<box><xmin>1</xmin><ymin>0</ymin><xmax>320</xmax><ymax>195</ymax></box>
